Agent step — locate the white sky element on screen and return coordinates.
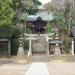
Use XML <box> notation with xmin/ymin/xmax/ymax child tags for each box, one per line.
<box><xmin>39</xmin><ymin>0</ymin><xmax>52</xmax><ymax>5</ymax></box>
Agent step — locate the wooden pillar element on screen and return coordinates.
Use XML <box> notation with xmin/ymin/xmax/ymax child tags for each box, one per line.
<box><xmin>72</xmin><ymin>38</ymin><xmax>74</xmax><ymax>55</ymax></box>
<box><xmin>8</xmin><ymin>41</ymin><xmax>11</xmax><ymax>56</ymax></box>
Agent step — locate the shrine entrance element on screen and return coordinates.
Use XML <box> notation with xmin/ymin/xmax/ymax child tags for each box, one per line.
<box><xmin>25</xmin><ymin>34</ymin><xmax>54</xmax><ymax>55</ymax></box>
<box><xmin>25</xmin><ymin>16</ymin><xmax>60</xmax><ymax>55</ymax></box>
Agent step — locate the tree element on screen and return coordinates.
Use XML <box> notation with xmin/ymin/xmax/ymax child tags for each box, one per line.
<box><xmin>44</xmin><ymin>0</ymin><xmax>75</xmax><ymax>53</ymax></box>
<box><xmin>0</xmin><ymin>0</ymin><xmax>20</xmax><ymax>55</ymax></box>
<box><xmin>0</xmin><ymin>0</ymin><xmax>15</xmax><ymax>26</ymax></box>
<box><xmin>0</xmin><ymin>0</ymin><xmax>15</xmax><ymax>35</ymax></box>
<box><xmin>12</xmin><ymin>0</ymin><xmax>42</xmax><ymax>24</ymax></box>
<box><xmin>11</xmin><ymin>0</ymin><xmax>42</xmax><ymax>56</ymax></box>
<box><xmin>63</xmin><ymin>0</ymin><xmax>75</xmax><ymax>33</ymax></box>
<box><xmin>44</xmin><ymin>0</ymin><xmax>75</xmax><ymax>34</ymax></box>
<box><xmin>27</xmin><ymin>0</ymin><xmax>42</xmax><ymax>14</ymax></box>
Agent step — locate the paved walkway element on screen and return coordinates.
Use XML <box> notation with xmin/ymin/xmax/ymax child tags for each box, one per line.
<box><xmin>25</xmin><ymin>62</ymin><xmax>49</xmax><ymax>75</ymax></box>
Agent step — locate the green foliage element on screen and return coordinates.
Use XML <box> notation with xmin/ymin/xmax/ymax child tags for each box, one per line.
<box><xmin>33</xmin><ymin>0</ymin><xmax>42</xmax><ymax>6</ymax></box>
<box><xmin>0</xmin><ymin>0</ymin><xmax>21</xmax><ymax>55</ymax></box>
<box><xmin>0</xmin><ymin>0</ymin><xmax>15</xmax><ymax>38</ymax></box>
<box><xmin>26</xmin><ymin>28</ymin><xmax>32</xmax><ymax>34</ymax></box>
<box><xmin>11</xmin><ymin>39</ymin><xmax>19</xmax><ymax>55</ymax></box>
<box><xmin>45</xmin><ymin>22</ymin><xmax>52</xmax><ymax>34</ymax></box>
<box><xmin>27</xmin><ymin>0</ymin><xmax>42</xmax><ymax>15</ymax></box>
<box><xmin>12</xmin><ymin>0</ymin><xmax>42</xmax><ymax>24</ymax></box>
<box><xmin>23</xmin><ymin>40</ymin><xmax>29</xmax><ymax>52</ymax></box>
<box><xmin>0</xmin><ymin>0</ymin><xmax>15</xmax><ymax>26</ymax></box>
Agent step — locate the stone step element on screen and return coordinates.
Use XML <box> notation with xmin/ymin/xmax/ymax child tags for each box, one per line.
<box><xmin>32</xmin><ymin>54</ymin><xmax>50</xmax><ymax>62</ymax></box>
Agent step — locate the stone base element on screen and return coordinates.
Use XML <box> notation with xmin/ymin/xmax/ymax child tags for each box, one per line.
<box><xmin>17</xmin><ymin>47</ymin><xmax>25</xmax><ymax>57</ymax></box>
<box><xmin>54</xmin><ymin>46</ymin><xmax>61</xmax><ymax>55</ymax></box>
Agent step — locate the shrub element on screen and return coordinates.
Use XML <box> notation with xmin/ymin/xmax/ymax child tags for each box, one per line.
<box><xmin>63</xmin><ymin>37</ymin><xmax>71</xmax><ymax>54</ymax></box>
<box><xmin>11</xmin><ymin>26</ymin><xmax>20</xmax><ymax>55</ymax></box>
<box><xmin>23</xmin><ymin>40</ymin><xmax>29</xmax><ymax>53</ymax></box>
<box><xmin>45</xmin><ymin>22</ymin><xmax>53</xmax><ymax>34</ymax></box>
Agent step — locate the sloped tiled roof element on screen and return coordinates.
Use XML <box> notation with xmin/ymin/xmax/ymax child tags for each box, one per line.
<box><xmin>26</xmin><ymin>13</ymin><xmax>55</xmax><ymax>21</ymax></box>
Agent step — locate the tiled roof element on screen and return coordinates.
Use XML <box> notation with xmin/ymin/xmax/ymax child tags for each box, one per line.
<box><xmin>26</xmin><ymin>13</ymin><xmax>55</xmax><ymax>21</ymax></box>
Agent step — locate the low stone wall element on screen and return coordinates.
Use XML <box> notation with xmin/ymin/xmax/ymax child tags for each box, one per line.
<box><xmin>32</xmin><ymin>39</ymin><xmax>47</xmax><ymax>54</ymax></box>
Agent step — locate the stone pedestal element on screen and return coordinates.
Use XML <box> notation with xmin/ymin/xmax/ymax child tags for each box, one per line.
<box><xmin>54</xmin><ymin>44</ymin><xmax>61</xmax><ymax>55</ymax></box>
<box><xmin>17</xmin><ymin>36</ymin><xmax>24</xmax><ymax>57</ymax></box>
<box><xmin>18</xmin><ymin>46</ymin><xmax>24</xmax><ymax>56</ymax></box>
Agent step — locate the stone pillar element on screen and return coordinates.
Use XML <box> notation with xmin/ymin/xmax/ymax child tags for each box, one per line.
<box><xmin>46</xmin><ymin>42</ymin><xmax>50</xmax><ymax>55</ymax></box>
<box><xmin>28</xmin><ymin>38</ymin><xmax>32</xmax><ymax>55</ymax></box>
<box><xmin>8</xmin><ymin>41</ymin><xmax>11</xmax><ymax>56</ymax></box>
<box><xmin>72</xmin><ymin>38</ymin><xmax>74</xmax><ymax>55</ymax></box>
<box><xmin>46</xmin><ymin>36</ymin><xmax>49</xmax><ymax>55</ymax></box>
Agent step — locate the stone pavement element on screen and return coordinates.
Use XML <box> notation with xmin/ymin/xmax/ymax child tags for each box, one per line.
<box><xmin>25</xmin><ymin>62</ymin><xmax>49</xmax><ymax>75</ymax></box>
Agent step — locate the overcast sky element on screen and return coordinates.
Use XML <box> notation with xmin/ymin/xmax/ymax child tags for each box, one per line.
<box><xmin>39</xmin><ymin>0</ymin><xmax>51</xmax><ymax>5</ymax></box>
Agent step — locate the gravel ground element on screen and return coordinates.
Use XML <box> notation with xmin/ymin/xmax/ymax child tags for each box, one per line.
<box><xmin>1</xmin><ymin>55</ymin><xmax>75</xmax><ymax>75</ymax></box>
<box><xmin>47</xmin><ymin>62</ymin><xmax>75</xmax><ymax>75</ymax></box>
<box><xmin>0</xmin><ymin>62</ymin><xmax>75</xmax><ymax>75</ymax></box>
<box><xmin>0</xmin><ymin>64</ymin><xmax>30</xmax><ymax>75</ymax></box>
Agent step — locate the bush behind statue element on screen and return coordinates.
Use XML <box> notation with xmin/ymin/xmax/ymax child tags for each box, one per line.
<box><xmin>11</xmin><ymin>26</ymin><xmax>21</xmax><ymax>55</ymax></box>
